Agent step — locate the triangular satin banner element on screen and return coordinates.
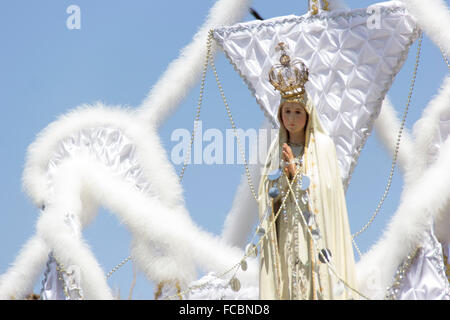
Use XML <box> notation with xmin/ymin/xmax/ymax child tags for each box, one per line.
<box><xmin>213</xmin><ymin>1</ymin><xmax>419</xmax><ymax>187</ymax></box>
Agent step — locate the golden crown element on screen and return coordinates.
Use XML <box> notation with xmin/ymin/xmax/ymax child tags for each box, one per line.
<box><xmin>269</xmin><ymin>42</ymin><xmax>309</xmax><ymax>104</ymax></box>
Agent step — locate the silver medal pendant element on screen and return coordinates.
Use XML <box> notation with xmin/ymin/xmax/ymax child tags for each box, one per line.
<box><xmin>318</xmin><ymin>248</ymin><xmax>332</xmax><ymax>263</ymax></box>
<box><xmin>240</xmin><ymin>259</ymin><xmax>248</xmax><ymax>271</ymax></box>
<box><xmin>229</xmin><ymin>277</ymin><xmax>241</xmax><ymax>292</ymax></box>
<box><xmin>301</xmin><ymin>208</ymin><xmax>314</xmax><ymax>226</ymax></box>
<box><xmin>268</xmin><ymin>168</ymin><xmax>282</xmax><ymax>181</ymax></box>
<box><xmin>301</xmin><ymin>192</ymin><xmax>309</xmax><ymax>205</ymax></box>
<box><xmin>307</xmin><ymin>213</ymin><xmax>315</xmax><ymax>227</ymax></box>
<box><xmin>256</xmin><ymin>226</ymin><xmax>265</xmax><ymax>236</ymax></box>
<box><xmin>268</xmin><ymin>186</ymin><xmax>280</xmax><ymax>198</ymax></box>
<box><xmin>311</xmin><ymin>229</ymin><xmax>321</xmax><ymax>241</ymax></box>
<box><xmin>298</xmin><ymin>192</ymin><xmax>309</xmax><ymax>212</ymax></box>
<box><xmin>300</xmin><ymin>175</ymin><xmax>310</xmax><ymax>190</ymax></box>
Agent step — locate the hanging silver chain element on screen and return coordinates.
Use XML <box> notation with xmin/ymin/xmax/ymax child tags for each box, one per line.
<box><xmin>178</xmin><ymin>32</ymin><xmax>213</xmax><ymax>183</ymax></box>
<box><xmin>440</xmin><ymin>47</ymin><xmax>450</xmax><ymax>70</ymax></box>
<box><xmin>208</xmin><ymin>31</ymin><xmax>259</xmax><ymax>202</ymax></box>
<box><xmin>351</xmin><ymin>31</ymin><xmax>423</xmax><ymax>245</ymax></box>
<box><xmin>106</xmin><ymin>255</ymin><xmax>132</xmax><ymax>279</ymax></box>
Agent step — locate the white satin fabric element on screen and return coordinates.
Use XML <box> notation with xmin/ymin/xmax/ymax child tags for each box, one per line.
<box><xmin>47</xmin><ymin>126</ymin><xmax>152</xmax><ymax>197</ymax></box>
<box><xmin>40</xmin><ymin>255</ymin><xmax>66</xmax><ymax>300</ymax></box>
<box><xmin>41</xmin><ymin>126</ymin><xmax>151</xmax><ymax>299</ymax></box>
<box><xmin>185</xmin><ymin>272</ymin><xmax>259</xmax><ymax>300</ymax></box>
<box><xmin>40</xmin><ymin>254</ymin><xmax>84</xmax><ymax>300</ymax></box>
<box><xmin>213</xmin><ymin>1</ymin><xmax>419</xmax><ymax>188</ymax></box>
<box><xmin>389</xmin><ymin>228</ymin><xmax>450</xmax><ymax>300</ymax></box>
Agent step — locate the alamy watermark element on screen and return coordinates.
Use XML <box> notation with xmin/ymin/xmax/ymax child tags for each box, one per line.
<box><xmin>170</xmin><ymin>121</ymin><xmax>278</xmax><ymax>166</ymax></box>
<box><xmin>65</xmin><ymin>4</ymin><xmax>383</xmax><ymax>31</ymax></box>
<box><xmin>66</xmin><ymin>5</ymin><xmax>81</xmax><ymax>30</ymax></box>
<box><xmin>366</xmin><ymin>5</ymin><xmax>382</xmax><ymax>30</ymax></box>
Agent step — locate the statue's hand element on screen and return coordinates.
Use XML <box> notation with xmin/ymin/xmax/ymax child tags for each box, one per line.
<box><xmin>282</xmin><ymin>143</ymin><xmax>294</xmax><ymax>163</ymax></box>
<box><xmin>282</xmin><ymin>143</ymin><xmax>296</xmax><ymax>178</ymax></box>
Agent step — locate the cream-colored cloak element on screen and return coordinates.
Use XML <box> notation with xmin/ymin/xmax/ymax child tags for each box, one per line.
<box><xmin>258</xmin><ymin>98</ymin><xmax>358</xmax><ymax>300</ymax></box>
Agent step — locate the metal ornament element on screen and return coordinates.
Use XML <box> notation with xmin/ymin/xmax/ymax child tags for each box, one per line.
<box><xmin>268</xmin><ymin>168</ymin><xmax>282</xmax><ymax>181</ymax></box>
<box><xmin>301</xmin><ymin>175</ymin><xmax>310</xmax><ymax>190</ymax></box>
<box><xmin>240</xmin><ymin>259</ymin><xmax>248</xmax><ymax>271</ymax></box>
<box><xmin>301</xmin><ymin>209</ymin><xmax>314</xmax><ymax>226</ymax></box>
<box><xmin>297</xmin><ymin>192</ymin><xmax>309</xmax><ymax>212</ymax></box>
<box><xmin>256</xmin><ymin>226</ymin><xmax>266</xmax><ymax>236</ymax></box>
<box><xmin>229</xmin><ymin>277</ymin><xmax>241</xmax><ymax>292</ymax></box>
<box><xmin>268</xmin><ymin>186</ymin><xmax>280</xmax><ymax>198</ymax></box>
<box><xmin>311</xmin><ymin>229</ymin><xmax>321</xmax><ymax>241</ymax></box>
<box><xmin>302</xmin><ymin>209</ymin><xmax>310</xmax><ymax>222</ymax></box>
<box><xmin>301</xmin><ymin>192</ymin><xmax>309</xmax><ymax>205</ymax></box>
<box><xmin>318</xmin><ymin>248</ymin><xmax>332</xmax><ymax>263</ymax></box>
<box><xmin>307</xmin><ymin>213</ymin><xmax>315</xmax><ymax>227</ymax></box>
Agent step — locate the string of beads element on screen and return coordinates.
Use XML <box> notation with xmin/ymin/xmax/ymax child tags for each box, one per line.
<box><xmin>351</xmin><ymin>31</ymin><xmax>423</xmax><ymax>256</ymax></box>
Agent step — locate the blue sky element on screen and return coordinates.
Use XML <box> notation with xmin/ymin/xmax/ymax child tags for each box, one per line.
<box><xmin>0</xmin><ymin>1</ymin><xmax>447</xmax><ymax>299</ymax></box>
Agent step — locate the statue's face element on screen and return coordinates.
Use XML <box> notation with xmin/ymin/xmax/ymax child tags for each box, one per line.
<box><xmin>280</xmin><ymin>102</ymin><xmax>308</xmax><ymax>135</ymax></box>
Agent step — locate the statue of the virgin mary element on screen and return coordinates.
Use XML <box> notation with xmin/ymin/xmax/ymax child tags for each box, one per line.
<box><xmin>258</xmin><ymin>43</ymin><xmax>358</xmax><ymax>300</ymax></box>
